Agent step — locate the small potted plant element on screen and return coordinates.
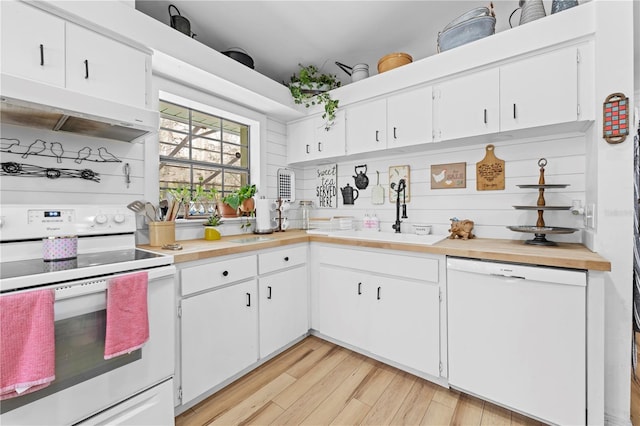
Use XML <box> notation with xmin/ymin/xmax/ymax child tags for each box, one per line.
<box><xmin>203</xmin><ymin>213</ymin><xmax>223</xmax><ymax>240</ymax></box>
<box><xmin>289</xmin><ymin>64</ymin><xmax>341</xmax><ymax>129</ymax></box>
<box><xmin>218</xmin><ymin>191</ymin><xmax>241</xmax><ymax>218</ymax></box>
<box><xmin>238</xmin><ymin>184</ymin><xmax>257</xmax><ymax>215</ymax></box>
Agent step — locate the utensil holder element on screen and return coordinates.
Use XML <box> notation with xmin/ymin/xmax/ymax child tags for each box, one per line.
<box><xmin>149</xmin><ymin>221</ymin><xmax>176</xmax><ymax>247</ymax></box>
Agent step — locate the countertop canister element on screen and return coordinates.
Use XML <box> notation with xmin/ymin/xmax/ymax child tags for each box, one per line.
<box><xmin>42</xmin><ymin>236</ymin><xmax>78</xmax><ymax>261</ymax></box>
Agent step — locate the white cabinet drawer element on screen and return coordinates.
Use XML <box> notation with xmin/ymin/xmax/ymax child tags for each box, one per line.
<box><xmin>317</xmin><ymin>246</ymin><xmax>439</xmax><ymax>282</ymax></box>
<box><xmin>259</xmin><ymin>245</ymin><xmax>307</xmax><ymax>275</ymax></box>
<box><xmin>181</xmin><ymin>255</ymin><xmax>257</xmax><ymax>296</ymax></box>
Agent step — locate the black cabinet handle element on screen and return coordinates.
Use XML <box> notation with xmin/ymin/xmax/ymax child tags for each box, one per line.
<box><xmin>306</xmin><ymin>144</ymin><xmax>310</xmax><ymax>154</ymax></box>
<box><xmin>375</xmin><ymin>130</ymin><xmax>379</xmax><ymax>142</ymax></box>
<box><xmin>377</xmin><ymin>286</ymin><xmax>381</xmax><ymax>300</ymax></box>
<box><xmin>484</xmin><ymin>108</ymin><xmax>487</xmax><ymax>124</ymax></box>
<box><xmin>357</xmin><ymin>282</ymin><xmax>362</xmax><ymax>295</ymax></box>
<box><xmin>513</xmin><ymin>103</ymin><xmax>517</xmax><ymax>119</ymax></box>
<box><xmin>284</xmin><ymin>256</ymin><xmax>289</xmax><ymax>262</ymax></box>
<box><xmin>84</xmin><ymin>59</ymin><xmax>89</xmax><ymax>79</ymax></box>
<box><xmin>318</xmin><ymin>142</ymin><xmax>322</xmax><ymax>152</ymax></box>
<box><xmin>39</xmin><ymin>44</ymin><xmax>44</xmax><ymax>66</ymax></box>
<box><xmin>222</xmin><ymin>270</ymin><xmax>229</xmax><ymax>277</ymax></box>
<box><xmin>246</xmin><ymin>292</ymin><xmax>251</xmax><ymax>306</ymax></box>
<box><xmin>393</xmin><ymin>127</ymin><xmax>397</xmax><ymax>139</ymax></box>
<box><xmin>267</xmin><ymin>286</ymin><xmax>272</xmax><ymax>299</ymax></box>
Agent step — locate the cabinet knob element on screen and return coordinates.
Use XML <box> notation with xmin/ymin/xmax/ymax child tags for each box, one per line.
<box><xmin>284</xmin><ymin>256</ymin><xmax>289</xmax><ymax>262</ymax></box>
<box><xmin>222</xmin><ymin>270</ymin><xmax>229</xmax><ymax>277</ymax></box>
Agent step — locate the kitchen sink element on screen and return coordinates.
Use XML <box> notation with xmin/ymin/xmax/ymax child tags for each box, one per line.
<box><xmin>229</xmin><ymin>236</ymin><xmax>275</xmax><ymax>244</ymax></box>
<box><xmin>327</xmin><ymin>230</ymin><xmax>448</xmax><ymax>246</ymax></box>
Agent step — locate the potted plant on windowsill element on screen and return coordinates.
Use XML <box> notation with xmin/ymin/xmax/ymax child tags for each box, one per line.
<box><xmin>218</xmin><ymin>192</ymin><xmax>241</xmax><ymax>218</ymax></box>
<box><xmin>289</xmin><ymin>64</ymin><xmax>341</xmax><ymax>129</ymax></box>
<box><xmin>238</xmin><ymin>184</ymin><xmax>257</xmax><ymax>216</ymax></box>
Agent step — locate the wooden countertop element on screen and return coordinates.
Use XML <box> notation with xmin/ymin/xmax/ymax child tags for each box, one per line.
<box><xmin>139</xmin><ymin>230</ymin><xmax>611</xmax><ymax>271</ymax></box>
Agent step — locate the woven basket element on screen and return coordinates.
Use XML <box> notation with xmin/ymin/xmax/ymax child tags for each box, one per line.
<box><xmin>377</xmin><ymin>52</ymin><xmax>413</xmax><ymax>74</ymax></box>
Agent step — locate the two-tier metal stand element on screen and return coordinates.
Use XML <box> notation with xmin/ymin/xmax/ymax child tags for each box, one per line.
<box><xmin>507</xmin><ymin>158</ymin><xmax>578</xmax><ymax>246</ymax></box>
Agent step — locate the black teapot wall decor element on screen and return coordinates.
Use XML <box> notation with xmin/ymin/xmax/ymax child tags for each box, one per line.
<box><xmin>353</xmin><ymin>165</ymin><xmax>369</xmax><ymax>189</ymax></box>
<box><xmin>340</xmin><ymin>183</ymin><xmax>359</xmax><ymax>205</ymax></box>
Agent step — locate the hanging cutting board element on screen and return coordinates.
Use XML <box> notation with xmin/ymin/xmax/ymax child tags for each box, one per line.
<box><xmin>476</xmin><ymin>144</ymin><xmax>505</xmax><ymax>191</ymax></box>
<box><xmin>371</xmin><ymin>171</ymin><xmax>384</xmax><ymax>204</ymax></box>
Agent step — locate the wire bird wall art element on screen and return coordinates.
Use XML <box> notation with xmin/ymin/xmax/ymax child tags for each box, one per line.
<box><xmin>0</xmin><ymin>138</ymin><xmax>122</xmax><ymax>164</ymax></box>
<box><xmin>1</xmin><ymin>162</ymin><xmax>100</xmax><ymax>182</ymax></box>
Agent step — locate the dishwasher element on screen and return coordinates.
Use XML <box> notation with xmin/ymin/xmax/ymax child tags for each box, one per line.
<box><xmin>446</xmin><ymin>257</ymin><xmax>586</xmax><ymax>425</ymax></box>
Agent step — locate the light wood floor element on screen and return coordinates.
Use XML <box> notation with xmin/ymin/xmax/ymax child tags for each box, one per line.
<box><xmin>175</xmin><ymin>336</ymin><xmax>546</xmax><ymax>426</ymax></box>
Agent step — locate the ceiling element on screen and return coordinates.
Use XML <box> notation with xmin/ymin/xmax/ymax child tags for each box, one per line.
<box><xmin>135</xmin><ymin>0</ymin><xmax>529</xmax><ymax>87</ymax></box>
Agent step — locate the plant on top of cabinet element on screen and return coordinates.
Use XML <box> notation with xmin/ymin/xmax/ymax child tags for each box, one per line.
<box><xmin>289</xmin><ymin>64</ymin><xmax>341</xmax><ymax>129</ymax></box>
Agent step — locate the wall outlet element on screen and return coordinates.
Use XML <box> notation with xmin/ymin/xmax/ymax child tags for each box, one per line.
<box><xmin>585</xmin><ymin>203</ymin><xmax>596</xmax><ymax>229</ymax></box>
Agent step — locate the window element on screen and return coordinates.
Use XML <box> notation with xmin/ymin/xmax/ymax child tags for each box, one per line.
<box><xmin>158</xmin><ymin>100</ymin><xmax>250</xmax><ymax>211</ymax></box>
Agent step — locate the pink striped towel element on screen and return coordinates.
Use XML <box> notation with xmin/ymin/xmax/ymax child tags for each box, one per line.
<box><xmin>104</xmin><ymin>271</ymin><xmax>149</xmax><ymax>360</ymax></box>
<box><xmin>0</xmin><ymin>289</ymin><xmax>56</xmax><ymax>400</ymax></box>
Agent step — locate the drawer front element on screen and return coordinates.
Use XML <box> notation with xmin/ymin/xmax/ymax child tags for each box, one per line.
<box><xmin>317</xmin><ymin>246</ymin><xmax>439</xmax><ymax>282</ymax></box>
<box><xmin>181</xmin><ymin>255</ymin><xmax>257</xmax><ymax>296</ymax></box>
<box><xmin>259</xmin><ymin>245</ymin><xmax>307</xmax><ymax>275</ymax></box>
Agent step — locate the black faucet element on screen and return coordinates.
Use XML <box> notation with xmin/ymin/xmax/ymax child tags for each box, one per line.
<box><xmin>392</xmin><ymin>179</ymin><xmax>408</xmax><ymax>233</ymax></box>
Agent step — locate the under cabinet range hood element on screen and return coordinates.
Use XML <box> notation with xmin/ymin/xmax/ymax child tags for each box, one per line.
<box><xmin>0</xmin><ymin>74</ymin><xmax>158</xmax><ymax>142</ymax></box>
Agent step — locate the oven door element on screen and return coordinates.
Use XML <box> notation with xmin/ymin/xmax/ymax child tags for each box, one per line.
<box><xmin>0</xmin><ymin>265</ymin><xmax>175</xmax><ymax>426</ymax></box>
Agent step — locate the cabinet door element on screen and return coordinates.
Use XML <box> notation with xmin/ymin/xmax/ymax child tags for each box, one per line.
<box><xmin>387</xmin><ymin>86</ymin><xmax>433</xmax><ymax>148</ymax></box>
<box><xmin>435</xmin><ymin>69</ymin><xmax>500</xmax><ymax>141</ymax></box>
<box><xmin>317</xmin><ymin>266</ymin><xmax>369</xmax><ymax>349</ymax></box>
<box><xmin>314</xmin><ymin>110</ymin><xmax>346</xmax><ymax>159</ymax></box>
<box><xmin>500</xmin><ymin>47</ymin><xmax>578</xmax><ymax>131</ymax></box>
<box><xmin>180</xmin><ymin>280</ymin><xmax>258</xmax><ymax>404</ymax></box>
<box><xmin>1</xmin><ymin>1</ymin><xmax>65</xmax><ymax>87</ymax></box>
<box><xmin>346</xmin><ymin>98</ymin><xmax>387</xmax><ymax>155</ymax></box>
<box><xmin>370</xmin><ymin>277</ymin><xmax>440</xmax><ymax>377</ymax></box>
<box><xmin>259</xmin><ymin>266</ymin><xmax>308</xmax><ymax>358</ymax></box>
<box><xmin>66</xmin><ymin>23</ymin><xmax>147</xmax><ymax>108</ymax></box>
<box><xmin>287</xmin><ymin>118</ymin><xmax>315</xmax><ymax>164</ymax></box>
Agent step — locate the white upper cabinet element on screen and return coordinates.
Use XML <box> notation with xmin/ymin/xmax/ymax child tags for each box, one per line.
<box><xmin>314</xmin><ymin>110</ymin><xmax>346</xmax><ymax>159</ymax></box>
<box><xmin>1</xmin><ymin>2</ymin><xmax>150</xmax><ymax>110</ymax></box>
<box><xmin>287</xmin><ymin>117</ymin><xmax>315</xmax><ymax>164</ymax></box>
<box><xmin>1</xmin><ymin>1</ymin><xmax>65</xmax><ymax>87</ymax></box>
<box><xmin>500</xmin><ymin>46</ymin><xmax>579</xmax><ymax>131</ymax></box>
<box><xmin>66</xmin><ymin>23</ymin><xmax>148</xmax><ymax>108</ymax></box>
<box><xmin>434</xmin><ymin>68</ymin><xmax>500</xmax><ymax>142</ymax></box>
<box><xmin>386</xmin><ymin>86</ymin><xmax>433</xmax><ymax>148</ymax></box>
<box><xmin>346</xmin><ymin>98</ymin><xmax>387</xmax><ymax>155</ymax></box>
<box><xmin>287</xmin><ymin>111</ymin><xmax>346</xmax><ymax>164</ymax></box>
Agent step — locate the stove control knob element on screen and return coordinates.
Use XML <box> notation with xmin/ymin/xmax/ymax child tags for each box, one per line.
<box><xmin>113</xmin><ymin>214</ymin><xmax>126</xmax><ymax>224</ymax></box>
<box><xmin>95</xmin><ymin>214</ymin><xmax>108</xmax><ymax>225</ymax></box>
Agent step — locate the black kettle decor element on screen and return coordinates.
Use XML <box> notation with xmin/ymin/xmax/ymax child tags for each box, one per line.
<box><xmin>340</xmin><ymin>183</ymin><xmax>359</xmax><ymax>205</ymax></box>
<box><xmin>169</xmin><ymin>4</ymin><xmax>196</xmax><ymax>38</ymax></box>
<box><xmin>353</xmin><ymin>165</ymin><xmax>369</xmax><ymax>190</ymax></box>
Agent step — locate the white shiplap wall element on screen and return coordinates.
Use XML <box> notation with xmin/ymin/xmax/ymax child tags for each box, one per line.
<box><xmin>294</xmin><ymin>131</ymin><xmax>587</xmax><ymax>242</ymax></box>
<box><xmin>0</xmin><ymin>123</ymin><xmax>145</xmax><ymax>205</ymax></box>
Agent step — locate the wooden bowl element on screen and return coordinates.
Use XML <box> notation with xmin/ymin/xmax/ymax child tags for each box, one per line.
<box><xmin>377</xmin><ymin>52</ymin><xmax>413</xmax><ymax>73</ymax></box>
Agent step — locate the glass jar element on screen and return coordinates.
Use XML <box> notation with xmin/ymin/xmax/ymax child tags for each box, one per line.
<box><xmin>299</xmin><ymin>200</ymin><xmax>313</xmax><ymax>230</ymax></box>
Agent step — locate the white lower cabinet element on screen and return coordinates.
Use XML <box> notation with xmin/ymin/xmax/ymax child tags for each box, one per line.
<box><xmin>259</xmin><ymin>266</ymin><xmax>308</xmax><ymax>358</ymax></box>
<box><xmin>180</xmin><ymin>279</ymin><xmax>258</xmax><ymax>404</ymax></box>
<box><xmin>369</xmin><ymin>275</ymin><xmax>440</xmax><ymax>377</ymax></box>
<box><xmin>316</xmin><ymin>246</ymin><xmax>444</xmax><ymax>378</ymax></box>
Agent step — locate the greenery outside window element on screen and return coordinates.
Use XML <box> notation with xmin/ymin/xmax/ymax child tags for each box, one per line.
<box><xmin>159</xmin><ymin>100</ymin><xmax>250</xmax><ymax>217</ymax></box>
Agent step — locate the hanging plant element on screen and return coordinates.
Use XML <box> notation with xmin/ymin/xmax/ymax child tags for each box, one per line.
<box><xmin>289</xmin><ymin>64</ymin><xmax>341</xmax><ymax>129</ymax></box>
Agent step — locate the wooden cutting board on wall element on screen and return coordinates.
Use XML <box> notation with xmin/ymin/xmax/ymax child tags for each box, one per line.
<box><xmin>476</xmin><ymin>144</ymin><xmax>505</xmax><ymax>191</ymax></box>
